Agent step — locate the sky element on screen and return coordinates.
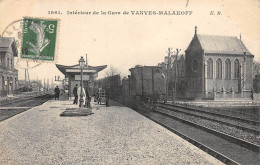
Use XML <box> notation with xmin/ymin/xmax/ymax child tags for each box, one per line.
<box><xmin>0</xmin><ymin>0</ymin><xmax>259</xmax><ymax>83</ymax></box>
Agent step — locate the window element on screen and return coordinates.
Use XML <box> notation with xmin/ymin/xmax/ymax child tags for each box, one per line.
<box><xmin>216</xmin><ymin>59</ymin><xmax>222</xmax><ymax>79</ymax></box>
<box><xmin>1</xmin><ymin>76</ymin><xmax>4</xmax><ymax>90</ymax></box>
<box><xmin>10</xmin><ymin>77</ymin><xmax>13</xmax><ymax>87</ymax></box>
<box><xmin>234</xmin><ymin>59</ymin><xmax>240</xmax><ymax>79</ymax></box>
<box><xmin>192</xmin><ymin>59</ymin><xmax>199</xmax><ymax>72</ymax></box>
<box><xmin>10</xmin><ymin>58</ymin><xmax>12</xmax><ymax>69</ymax></box>
<box><xmin>207</xmin><ymin>58</ymin><xmax>213</xmax><ymax>79</ymax></box>
<box><xmin>0</xmin><ymin>56</ymin><xmax>3</xmax><ymax>65</ymax></box>
<box><xmin>225</xmin><ymin>59</ymin><xmax>231</xmax><ymax>79</ymax></box>
<box><xmin>0</xmin><ymin>52</ymin><xmax>5</xmax><ymax>66</ymax></box>
<box><xmin>7</xmin><ymin>58</ymin><xmax>9</xmax><ymax>68</ymax></box>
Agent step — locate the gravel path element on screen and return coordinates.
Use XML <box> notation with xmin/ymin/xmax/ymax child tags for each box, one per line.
<box><xmin>0</xmin><ymin>100</ymin><xmax>222</xmax><ymax>165</ymax></box>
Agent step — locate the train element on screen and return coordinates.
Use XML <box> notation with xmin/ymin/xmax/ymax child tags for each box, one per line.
<box><xmin>94</xmin><ymin>65</ymin><xmax>167</xmax><ymax>108</ymax></box>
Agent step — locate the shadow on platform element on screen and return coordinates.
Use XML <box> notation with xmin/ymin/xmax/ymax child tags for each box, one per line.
<box><xmin>60</xmin><ymin>108</ymin><xmax>92</xmax><ymax>117</ymax></box>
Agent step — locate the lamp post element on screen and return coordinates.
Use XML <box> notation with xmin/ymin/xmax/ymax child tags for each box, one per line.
<box><xmin>78</xmin><ymin>56</ymin><xmax>85</xmax><ymax>107</ymax></box>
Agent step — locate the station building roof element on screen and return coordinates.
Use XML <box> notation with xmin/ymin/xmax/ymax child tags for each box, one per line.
<box><xmin>56</xmin><ymin>64</ymin><xmax>107</xmax><ymax>76</ymax></box>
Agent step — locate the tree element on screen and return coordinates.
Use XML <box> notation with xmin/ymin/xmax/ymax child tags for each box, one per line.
<box><xmin>105</xmin><ymin>65</ymin><xmax>120</xmax><ymax>77</ymax></box>
<box><xmin>253</xmin><ymin>61</ymin><xmax>260</xmax><ymax>92</ymax></box>
<box><xmin>253</xmin><ymin>61</ymin><xmax>260</xmax><ymax>77</ymax></box>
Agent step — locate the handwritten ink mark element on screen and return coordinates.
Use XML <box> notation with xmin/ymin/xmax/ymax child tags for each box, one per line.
<box><xmin>186</xmin><ymin>0</ymin><xmax>189</xmax><ymax>7</ymax></box>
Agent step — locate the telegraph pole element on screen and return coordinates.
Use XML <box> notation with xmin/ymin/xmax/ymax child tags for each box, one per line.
<box><xmin>26</xmin><ymin>61</ymin><xmax>30</xmax><ymax>84</ymax></box>
<box><xmin>25</xmin><ymin>69</ymin><xmax>27</xmax><ymax>86</ymax></box>
<box><xmin>44</xmin><ymin>78</ymin><xmax>46</xmax><ymax>93</ymax></box>
<box><xmin>47</xmin><ymin>79</ymin><xmax>49</xmax><ymax>91</ymax></box>
<box><xmin>166</xmin><ymin>47</ymin><xmax>173</xmax><ymax>101</ymax></box>
<box><xmin>174</xmin><ymin>48</ymin><xmax>181</xmax><ymax>103</ymax></box>
<box><xmin>240</xmin><ymin>33</ymin><xmax>246</xmax><ymax>95</ymax></box>
<box><xmin>243</xmin><ymin>52</ymin><xmax>246</xmax><ymax>96</ymax></box>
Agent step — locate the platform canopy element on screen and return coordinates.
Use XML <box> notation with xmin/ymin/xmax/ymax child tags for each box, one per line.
<box><xmin>56</xmin><ymin>63</ymin><xmax>107</xmax><ymax>98</ymax></box>
<box><xmin>56</xmin><ymin>64</ymin><xmax>107</xmax><ymax>77</ymax></box>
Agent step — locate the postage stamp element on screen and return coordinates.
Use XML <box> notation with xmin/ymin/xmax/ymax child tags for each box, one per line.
<box><xmin>21</xmin><ymin>17</ymin><xmax>59</xmax><ymax>62</ymax></box>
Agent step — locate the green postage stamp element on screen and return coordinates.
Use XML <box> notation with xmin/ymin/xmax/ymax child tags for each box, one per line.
<box><xmin>21</xmin><ymin>17</ymin><xmax>59</xmax><ymax>62</ymax></box>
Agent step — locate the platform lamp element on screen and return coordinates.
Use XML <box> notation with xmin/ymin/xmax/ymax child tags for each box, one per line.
<box><xmin>78</xmin><ymin>56</ymin><xmax>85</xmax><ymax>107</ymax></box>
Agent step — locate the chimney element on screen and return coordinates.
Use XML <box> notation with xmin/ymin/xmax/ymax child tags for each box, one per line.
<box><xmin>86</xmin><ymin>54</ymin><xmax>88</xmax><ymax>67</ymax></box>
<box><xmin>195</xmin><ymin>26</ymin><xmax>197</xmax><ymax>36</ymax></box>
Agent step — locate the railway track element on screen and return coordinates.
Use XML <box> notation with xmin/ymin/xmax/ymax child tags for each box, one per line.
<box><xmin>0</xmin><ymin>93</ymin><xmax>53</xmax><ymax>107</ymax></box>
<box><xmin>157</xmin><ymin>103</ymin><xmax>260</xmax><ymax>135</ymax></box>
<box><xmin>137</xmin><ymin>105</ymin><xmax>260</xmax><ymax>165</ymax></box>
<box><xmin>160</xmin><ymin>103</ymin><xmax>260</xmax><ymax>126</ymax></box>
<box><xmin>0</xmin><ymin>93</ymin><xmax>53</xmax><ymax>122</ymax></box>
<box><xmin>154</xmin><ymin>110</ymin><xmax>260</xmax><ymax>152</ymax></box>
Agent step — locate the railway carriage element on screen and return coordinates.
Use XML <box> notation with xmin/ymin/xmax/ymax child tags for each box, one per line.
<box><xmin>122</xmin><ymin>65</ymin><xmax>167</xmax><ymax>107</ymax></box>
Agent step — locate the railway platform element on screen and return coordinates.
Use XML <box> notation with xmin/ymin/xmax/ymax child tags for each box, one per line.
<box><xmin>0</xmin><ymin>99</ymin><xmax>223</xmax><ymax>165</ymax></box>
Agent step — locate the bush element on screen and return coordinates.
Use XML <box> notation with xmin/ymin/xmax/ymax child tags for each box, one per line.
<box><xmin>15</xmin><ymin>86</ymin><xmax>33</xmax><ymax>93</ymax></box>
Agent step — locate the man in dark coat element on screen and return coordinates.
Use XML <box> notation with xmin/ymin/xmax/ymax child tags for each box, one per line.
<box><xmin>85</xmin><ymin>87</ymin><xmax>91</xmax><ymax>108</ymax></box>
<box><xmin>106</xmin><ymin>86</ymin><xmax>111</xmax><ymax>107</ymax></box>
<box><xmin>73</xmin><ymin>84</ymin><xmax>78</xmax><ymax>104</ymax></box>
<box><xmin>54</xmin><ymin>86</ymin><xmax>60</xmax><ymax>100</ymax></box>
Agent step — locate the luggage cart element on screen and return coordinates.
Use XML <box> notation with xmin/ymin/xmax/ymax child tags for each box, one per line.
<box><xmin>98</xmin><ymin>89</ymin><xmax>106</xmax><ymax>105</ymax></box>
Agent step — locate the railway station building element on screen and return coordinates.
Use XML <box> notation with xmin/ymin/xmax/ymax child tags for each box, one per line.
<box><xmin>0</xmin><ymin>37</ymin><xmax>18</xmax><ymax>97</ymax></box>
<box><xmin>56</xmin><ymin>61</ymin><xmax>107</xmax><ymax>99</ymax></box>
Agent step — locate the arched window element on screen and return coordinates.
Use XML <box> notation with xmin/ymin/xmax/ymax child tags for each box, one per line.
<box><xmin>192</xmin><ymin>58</ymin><xmax>199</xmax><ymax>72</ymax></box>
<box><xmin>225</xmin><ymin>59</ymin><xmax>231</xmax><ymax>79</ymax></box>
<box><xmin>234</xmin><ymin>59</ymin><xmax>240</xmax><ymax>79</ymax></box>
<box><xmin>0</xmin><ymin>52</ymin><xmax>5</xmax><ymax>66</ymax></box>
<box><xmin>1</xmin><ymin>76</ymin><xmax>4</xmax><ymax>90</ymax></box>
<box><xmin>10</xmin><ymin>58</ymin><xmax>12</xmax><ymax>69</ymax></box>
<box><xmin>216</xmin><ymin>58</ymin><xmax>222</xmax><ymax>79</ymax></box>
<box><xmin>7</xmin><ymin>58</ymin><xmax>9</xmax><ymax>68</ymax></box>
<box><xmin>207</xmin><ymin>58</ymin><xmax>213</xmax><ymax>79</ymax></box>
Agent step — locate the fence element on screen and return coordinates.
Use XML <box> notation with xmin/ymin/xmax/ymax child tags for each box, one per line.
<box><xmin>206</xmin><ymin>91</ymin><xmax>254</xmax><ymax>100</ymax></box>
<box><xmin>0</xmin><ymin>90</ymin><xmax>7</xmax><ymax>97</ymax></box>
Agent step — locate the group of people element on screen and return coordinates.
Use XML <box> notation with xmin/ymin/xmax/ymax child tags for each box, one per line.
<box><xmin>73</xmin><ymin>84</ymin><xmax>91</xmax><ymax>108</ymax></box>
<box><xmin>54</xmin><ymin>84</ymin><xmax>111</xmax><ymax>108</ymax></box>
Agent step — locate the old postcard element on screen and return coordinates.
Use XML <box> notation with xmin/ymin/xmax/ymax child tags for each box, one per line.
<box><xmin>0</xmin><ymin>0</ymin><xmax>259</xmax><ymax>164</ymax></box>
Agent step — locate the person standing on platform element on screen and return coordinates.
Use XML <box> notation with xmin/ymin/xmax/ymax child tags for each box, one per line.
<box><xmin>251</xmin><ymin>87</ymin><xmax>254</xmax><ymax>100</ymax></box>
<box><xmin>77</xmin><ymin>84</ymin><xmax>86</xmax><ymax>106</ymax></box>
<box><xmin>106</xmin><ymin>85</ymin><xmax>111</xmax><ymax>107</ymax></box>
<box><xmin>73</xmin><ymin>84</ymin><xmax>78</xmax><ymax>104</ymax></box>
<box><xmin>54</xmin><ymin>86</ymin><xmax>60</xmax><ymax>100</ymax></box>
<box><xmin>85</xmin><ymin>87</ymin><xmax>91</xmax><ymax>108</ymax></box>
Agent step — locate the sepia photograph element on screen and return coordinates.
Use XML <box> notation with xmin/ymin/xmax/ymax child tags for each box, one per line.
<box><xmin>0</xmin><ymin>0</ymin><xmax>259</xmax><ymax>164</ymax></box>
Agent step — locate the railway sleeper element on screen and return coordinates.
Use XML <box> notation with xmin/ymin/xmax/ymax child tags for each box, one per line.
<box><xmin>154</xmin><ymin>110</ymin><xmax>260</xmax><ymax>153</ymax></box>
